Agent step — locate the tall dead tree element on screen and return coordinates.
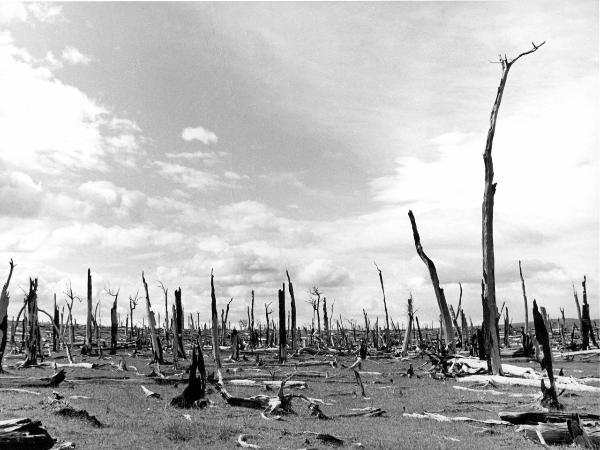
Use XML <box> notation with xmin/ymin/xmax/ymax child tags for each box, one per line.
<box><xmin>173</xmin><ymin>288</ymin><xmax>185</xmax><ymax>358</ymax></box>
<box><xmin>220</xmin><ymin>298</ymin><xmax>233</xmax><ymax>345</ymax></box>
<box><xmin>581</xmin><ymin>276</ymin><xmax>598</xmax><ymax>349</ymax></box>
<box><xmin>278</xmin><ymin>285</ymin><xmax>286</xmax><ymax>363</ymax></box>
<box><xmin>286</xmin><ymin>271</ymin><xmax>297</xmax><ymax>353</ymax></box>
<box><xmin>481</xmin><ymin>41</ymin><xmax>544</xmax><ymax>375</ymax></box>
<box><xmin>0</xmin><ymin>259</ymin><xmax>15</xmax><ymax>372</ymax></box>
<box><xmin>64</xmin><ymin>282</ymin><xmax>79</xmax><ymax>353</ymax></box>
<box><xmin>264</xmin><ymin>302</ymin><xmax>273</xmax><ymax>347</ymax></box>
<box><xmin>374</xmin><ymin>262</ymin><xmax>390</xmax><ymax>349</ymax></box>
<box><xmin>309</xmin><ymin>286</ymin><xmax>322</xmax><ymax>341</ymax></box>
<box><xmin>105</xmin><ymin>288</ymin><xmax>119</xmax><ymax>355</ymax></box>
<box><xmin>322</xmin><ymin>296</ymin><xmax>330</xmax><ymax>347</ymax></box>
<box><xmin>401</xmin><ymin>294</ymin><xmax>414</xmax><ymax>356</ymax></box>
<box><xmin>408</xmin><ymin>210</ymin><xmax>454</xmax><ymax>352</ymax></box>
<box><xmin>533</xmin><ymin>299</ymin><xmax>562</xmax><ymax>409</ymax></box>
<box><xmin>210</xmin><ymin>270</ymin><xmax>222</xmax><ymax>380</ymax></box>
<box><xmin>84</xmin><ymin>268</ymin><xmax>93</xmax><ymax>353</ymax></box>
<box><xmin>128</xmin><ymin>291</ymin><xmax>140</xmax><ymax>340</ymax></box>
<box><xmin>24</xmin><ymin>278</ymin><xmax>40</xmax><ymax>366</ymax></box>
<box><xmin>158</xmin><ymin>281</ymin><xmax>169</xmax><ymax>347</ymax></box>
<box><xmin>518</xmin><ymin>261</ymin><xmax>529</xmax><ymax>334</ymax></box>
<box><xmin>142</xmin><ymin>272</ymin><xmax>163</xmax><ymax>363</ymax></box>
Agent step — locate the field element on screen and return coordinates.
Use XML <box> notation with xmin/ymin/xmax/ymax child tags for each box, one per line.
<box><xmin>1</xmin><ymin>333</ymin><xmax>599</xmax><ymax>450</ymax></box>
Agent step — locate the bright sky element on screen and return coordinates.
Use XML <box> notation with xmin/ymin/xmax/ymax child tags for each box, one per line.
<box><xmin>0</xmin><ymin>2</ymin><xmax>597</xmax><ymax>328</ymax></box>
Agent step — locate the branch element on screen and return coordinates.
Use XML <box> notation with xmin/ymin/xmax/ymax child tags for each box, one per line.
<box><xmin>507</xmin><ymin>41</ymin><xmax>546</xmax><ymax>67</ymax></box>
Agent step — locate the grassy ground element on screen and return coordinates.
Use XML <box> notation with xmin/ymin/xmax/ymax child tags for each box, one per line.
<box><xmin>1</xmin><ymin>350</ymin><xmax>599</xmax><ymax>449</ymax></box>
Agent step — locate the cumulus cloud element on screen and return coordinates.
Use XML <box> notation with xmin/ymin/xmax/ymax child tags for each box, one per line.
<box><xmin>0</xmin><ymin>2</ymin><xmax>63</xmax><ymax>24</ymax></box>
<box><xmin>153</xmin><ymin>161</ymin><xmax>225</xmax><ymax>190</ymax></box>
<box><xmin>298</xmin><ymin>259</ymin><xmax>352</xmax><ymax>288</ymax></box>
<box><xmin>61</xmin><ymin>46</ymin><xmax>91</xmax><ymax>65</ymax></box>
<box><xmin>181</xmin><ymin>126</ymin><xmax>218</xmax><ymax>144</ymax></box>
<box><xmin>0</xmin><ymin>32</ymin><xmax>142</xmax><ymax>173</ymax></box>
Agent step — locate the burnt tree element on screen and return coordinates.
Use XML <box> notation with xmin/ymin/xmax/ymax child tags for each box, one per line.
<box><xmin>278</xmin><ymin>285</ymin><xmax>286</xmax><ymax>363</ymax></box>
<box><xmin>142</xmin><ymin>272</ymin><xmax>163</xmax><ymax>363</ymax></box>
<box><xmin>286</xmin><ymin>271</ymin><xmax>297</xmax><ymax>353</ymax></box>
<box><xmin>0</xmin><ymin>259</ymin><xmax>15</xmax><ymax>372</ymax></box>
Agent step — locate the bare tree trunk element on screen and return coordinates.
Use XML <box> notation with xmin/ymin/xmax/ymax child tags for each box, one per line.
<box><xmin>374</xmin><ymin>263</ymin><xmax>390</xmax><ymax>349</ymax></box>
<box><xmin>142</xmin><ymin>272</ymin><xmax>163</xmax><ymax>363</ymax></box>
<box><xmin>581</xmin><ymin>276</ymin><xmax>599</xmax><ymax>349</ymax></box>
<box><xmin>533</xmin><ymin>300</ymin><xmax>561</xmax><ymax>409</ymax></box>
<box><xmin>210</xmin><ymin>270</ymin><xmax>222</xmax><ymax>381</ymax></box>
<box><xmin>278</xmin><ymin>285</ymin><xmax>286</xmax><ymax>363</ymax></box>
<box><xmin>401</xmin><ymin>294</ymin><xmax>413</xmax><ymax>356</ymax></box>
<box><xmin>110</xmin><ymin>295</ymin><xmax>118</xmax><ymax>355</ymax></box>
<box><xmin>519</xmin><ymin>261</ymin><xmax>529</xmax><ymax>334</ymax></box>
<box><xmin>24</xmin><ymin>278</ymin><xmax>39</xmax><ymax>366</ymax></box>
<box><xmin>408</xmin><ymin>210</ymin><xmax>455</xmax><ymax>352</ymax></box>
<box><xmin>85</xmin><ymin>268</ymin><xmax>93</xmax><ymax>353</ymax></box>
<box><xmin>481</xmin><ymin>42</ymin><xmax>544</xmax><ymax>375</ymax></box>
<box><xmin>174</xmin><ymin>288</ymin><xmax>186</xmax><ymax>358</ymax></box>
<box><xmin>0</xmin><ymin>259</ymin><xmax>15</xmax><ymax>372</ymax></box>
<box><xmin>322</xmin><ymin>296</ymin><xmax>329</xmax><ymax>348</ymax></box>
<box><xmin>286</xmin><ymin>271</ymin><xmax>297</xmax><ymax>353</ymax></box>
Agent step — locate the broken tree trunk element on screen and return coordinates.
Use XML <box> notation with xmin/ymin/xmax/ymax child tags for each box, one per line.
<box><xmin>278</xmin><ymin>285</ymin><xmax>286</xmax><ymax>364</ymax></box>
<box><xmin>52</xmin><ymin>293</ymin><xmax>57</xmax><ymax>352</ymax></box>
<box><xmin>210</xmin><ymin>270</ymin><xmax>222</xmax><ymax>381</ymax></box>
<box><xmin>85</xmin><ymin>268</ymin><xmax>93</xmax><ymax>353</ymax></box>
<box><xmin>581</xmin><ymin>276</ymin><xmax>599</xmax><ymax>350</ymax></box>
<box><xmin>174</xmin><ymin>288</ymin><xmax>185</xmax><ymax>358</ymax></box>
<box><xmin>533</xmin><ymin>299</ymin><xmax>562</xmax><ymax>409</ymax></box>
<box><xmin>142</xmin><ymin>272</ymin><xmax>163</xmax><ymax>363</ymax></box>
<box><xmin>375</xmin><ymin>262</ymin><xmax>390</xmax><ymax>350</ymax></box>
<box><xmin>24</xmin><ymin>278</ymin><xmax>40</xmax><ymax>366</ymax></box>
<box><xmin>408</xmin><ymin>210</ymin><xmax>455</xmax><ymax>352</ymax></box>
<box><xmin>286</xmin><ymin>272</ymin><xmax>297</xmax><ymax>354</ymax></box>
<box><xmin>481</xmin><ymin>43</ymin><xmax>544</xmax><ymax>375</ymax></box>
<box><xmin>110</xmin><ymin>294</ymin><xmax>118</xmax><ymax>355</ymax></box>
<box><xmin>0</xmin><ymin>259</ymin><xmax>15</xmax><ymax>373</ymax></box>
<box><xmin>519</xmin><ymin>260</ymin><xmax>529</xmax><ymax>335</ymax></box>
<box><xmin>401</xmin><ymin>294</ymin><xmax>413</xmax><ymax>356</ymax></box>
<box><xmin>0</xmin><ymin>417</ymin><xmax>56</xmax><ymax>449</ymax></box>
<box><xmin>170</xmin><ymin>345</ymin><xmax>206</xmax><ymax>408</ymax></box>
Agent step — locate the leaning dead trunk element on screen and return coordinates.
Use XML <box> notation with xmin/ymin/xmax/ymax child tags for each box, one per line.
<box><xmin>408</xmin><ymin>210</ymin><xmax>455</xmax><ymax>352</ymax></box>
<box><xmin>0</xmin><ymin>259</ymin><xmax>15</xmax><ymax>372</ymax></box>
<box><xmin>375</xmin><ymin>263</ymin><xmax>391</xmax><ymax>350</ymax></box>
<box><xmin>533</xmin><ymin>299</ymin><xmax>562</xmax><ymax>410</ymax></box>
<box><xmin>481</xmin><ymin>42</ymin><xmax>544</xmax><ymax>375</ymax></box>
<box><xmin>142</xmin><ymin>272</ymin><xmax>163</xmax><ymax>363</ymax></box>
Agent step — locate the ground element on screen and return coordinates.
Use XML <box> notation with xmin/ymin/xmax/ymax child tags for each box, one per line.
<box><xmin>1</xmin><ymin>347</ymin><xmax>599</xmax><ymax>449</ymax></box>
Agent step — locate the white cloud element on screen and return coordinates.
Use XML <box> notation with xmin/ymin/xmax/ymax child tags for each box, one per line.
<box><xmin>181</xmin><ymin>126</ymin><xmax>218</xmax><ymax>145</ymax></box>
<box><xmin>61</xmin><ymin>46</ymin><xmax>91</xmax><ymax>65</ymax></box>
<box><xmin>0</xmin><ymin>32</ymin><xmax>142</xmax><ymax>173</ymax></box>
<box><xmin>0</xmin><ymin>2</ymin><xmax>63</xmax><ymax>24</ymax></box>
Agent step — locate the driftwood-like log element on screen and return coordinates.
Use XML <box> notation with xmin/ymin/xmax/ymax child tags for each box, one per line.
<box><xmin>0</xmin><ymin>417</ymin><xmax>55</xmax><ymax>449</ymax></box>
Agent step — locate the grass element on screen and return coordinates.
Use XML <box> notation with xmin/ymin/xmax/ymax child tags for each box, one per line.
<box><xmin>1</xmin><ymin>350</ymin><xmax>598</xmax><ymax>449</ymax></box>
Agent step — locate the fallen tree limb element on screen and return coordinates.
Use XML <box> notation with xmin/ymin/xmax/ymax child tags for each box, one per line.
<box><xmin>237</xmin><ymin>434</ymin><xmax>260</xmax><ymax>448</ymax></box>
<box><xmin>455</xmin><ymin>375</ymin><xmax>600</xmax><ymax>393</ymax></box>
<box><xmin>0</xmin><ymin>417</ymin><xmax>55</xmax><ymax>450</ymax></box>
<box><xmin>403</xmin><ymin>411</ymin><xmax>510</xmax><ymax>426</ymax></box>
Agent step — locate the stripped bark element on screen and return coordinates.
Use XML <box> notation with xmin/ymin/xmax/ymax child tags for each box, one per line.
<box><xmin>408</xmin><ymin>210</ymin><xmax>454</xmax><ymax>352</ymax></box>
<box><xmin>481</xmin><ymin>43</ymin><xmax>544</xmax><ymax>375</ymax></box>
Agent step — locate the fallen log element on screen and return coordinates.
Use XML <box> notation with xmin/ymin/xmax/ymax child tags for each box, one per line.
<box><xmin>403</xmin><ymin>411</ymin><xmax>510</xmax><ymax>426</ymax></box>
<box><xmin>500</xmin><ymin>411</ymin><xmax>600</xmax><ymax>425</ymax></box>
<box><xmin>455</xmin><ymin>375</ymin><xmax>600</xmax><ymax>393</ymax></box>
<box><xmin>237</xmin><ymin>434</ymin><xmax>260</xmax><ymax>449</ymax></box>
<box><xmin>516</xmin><ymin>422</ymin><xmax>600</xmax><ymax>447</ymax></box>
<box><xmin>0</xmin><ymin>417</ymin><xmax>55</xmax><ymax>449</ymax></box>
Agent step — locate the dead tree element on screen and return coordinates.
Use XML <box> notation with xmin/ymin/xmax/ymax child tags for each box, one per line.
<box><xmin>63</xmin><ymin>282</ymin><xmax>80</xmax><ymax>354</ymax></box>
<box><xmin>210</xmin><ymin>270</ymin><xmax>222</xmax><ymax>381</ymax></box>
<box><xmin>278</xmin><ymin>285</ymin><xmax>286</xmax><ymax>363</ymax></box>
<box><xmin>286</xmin><ymin>271</ymin><xmax>297</xmax><ymax>353</ymax></box>
<box><xmin>503</xmin><ymin>306</ymin><xmax>510</xmax><ymax>348</ymax></box>
<box><xmin>105</xmin><ymin>288</ymin><xmax>119</xmax><ymax>355</ymax></box>
<box><xmin>128</xmin><ymin>291</ymin><xmax>140</xmax><ymax>340</ymax></box>
<box><xmin>84</xmin><ymin>268</ymin><xmax>93</xmax><ymax>354</ymax></box>
<box><xmin>173</xmin><ymin>287</ymin><xmax>185</xmax><ymax>358</ymax></box>
<box><xmin>141</xmin><ymin>272</ymin><xmax>163</xmax><ymax>363</ymax></box>
<box><xmin>581</xmin><ymin>276</ymin><xmax>599</xmax><ymax>349</ymax></box>
<box><xmin>170</xmin><ymin>345</ymin><xmax>206</xmax><ymax>408</ymax></box>
<box><xmin>158</xmin><ymin>281</ymin><xmax>169</xmax><ymax>347</ymax></box>
<box><xmin>322</xmin><ymin>296</ymin><xmax>330</xmax><ymax>347</ymax></box>
<box><xmin>0</xmin><ymin>259</ymin><xmax>15</xmax><ymax>372</ymax></box>
<box><xmin>408</xmin><ymin>210</ymin><xmax>455</xmax><ymax>352</ymax></box>
<box><xmin>24</xmin><ymin>278</ymin><xmax>40</xmax><ymax>366</ymax></box>
<box><xmin>220</xmin><ymin>298</ymin><xmax>233</xmax><ymax>345</ymax></box>
<box><xmin>374</xmin><ymin>262</ymin><xmax>390</xmax><ymax>349</ymax></box>
<box><xmin>401</xmin><ymin>294</ymin><xmax>414</xmax><ymax>356</ymax></box>
<box><xmin>533</xmin><ymin>299</ymin><xmax>562</xmax><ymax>409</ymax></box>
<box><xmin>264</xmin><ymin>302</ymin><xmax>273</xmax><ymax>347</ymax></box>
<box><xmin>481</xmin><ymin>42</ymin><xmax>544</xmax><ymax>375</ymax></box>
<box><xmin>309</xmin><ymin>286</ymin><xmax>322</xmax><ymax>341</ymax></box>
<box><xmin>519</xmin><ymin>261</ymin><xmax>529</xmax><ymax>334</ymax></box>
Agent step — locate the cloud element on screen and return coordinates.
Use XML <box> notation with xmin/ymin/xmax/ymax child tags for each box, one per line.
<box><xmin>181</xmin><ymin>126</ymin><xmax>218</xmax><ymax>145</ymax></box>
<box><xmin>153</xmin><ymin>161</ymin><xmax>225</xmax><ymax>190</ymax></box>
<box><xmin>0</xmin><ymin>32</ymin><xmax>142</xmax><ymax>173</ymax></box>
<box><xmin>298</xmin><ymin>259</ymin><xmax>352</xmax><ymax>288</ymax></box>
<box><xmin>61</xmin><ymin>46</ymin><xmax>92</xmax><ymax>65</ymax></box>
<box><xmin>165</xmin><ymin>150</ymin><xmax>226</xmax><ymax>167</ymax></box>
<box><xmin>0</xmin><ymin>2</ymin><xmax>63</xmax><ymax>24</ymax></box>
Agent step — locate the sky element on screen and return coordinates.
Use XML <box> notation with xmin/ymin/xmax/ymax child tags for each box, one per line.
<box><xmin>0</xmin><ymin>1</ymin><xmax>598</xmax><ymax>329</ymax></box>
